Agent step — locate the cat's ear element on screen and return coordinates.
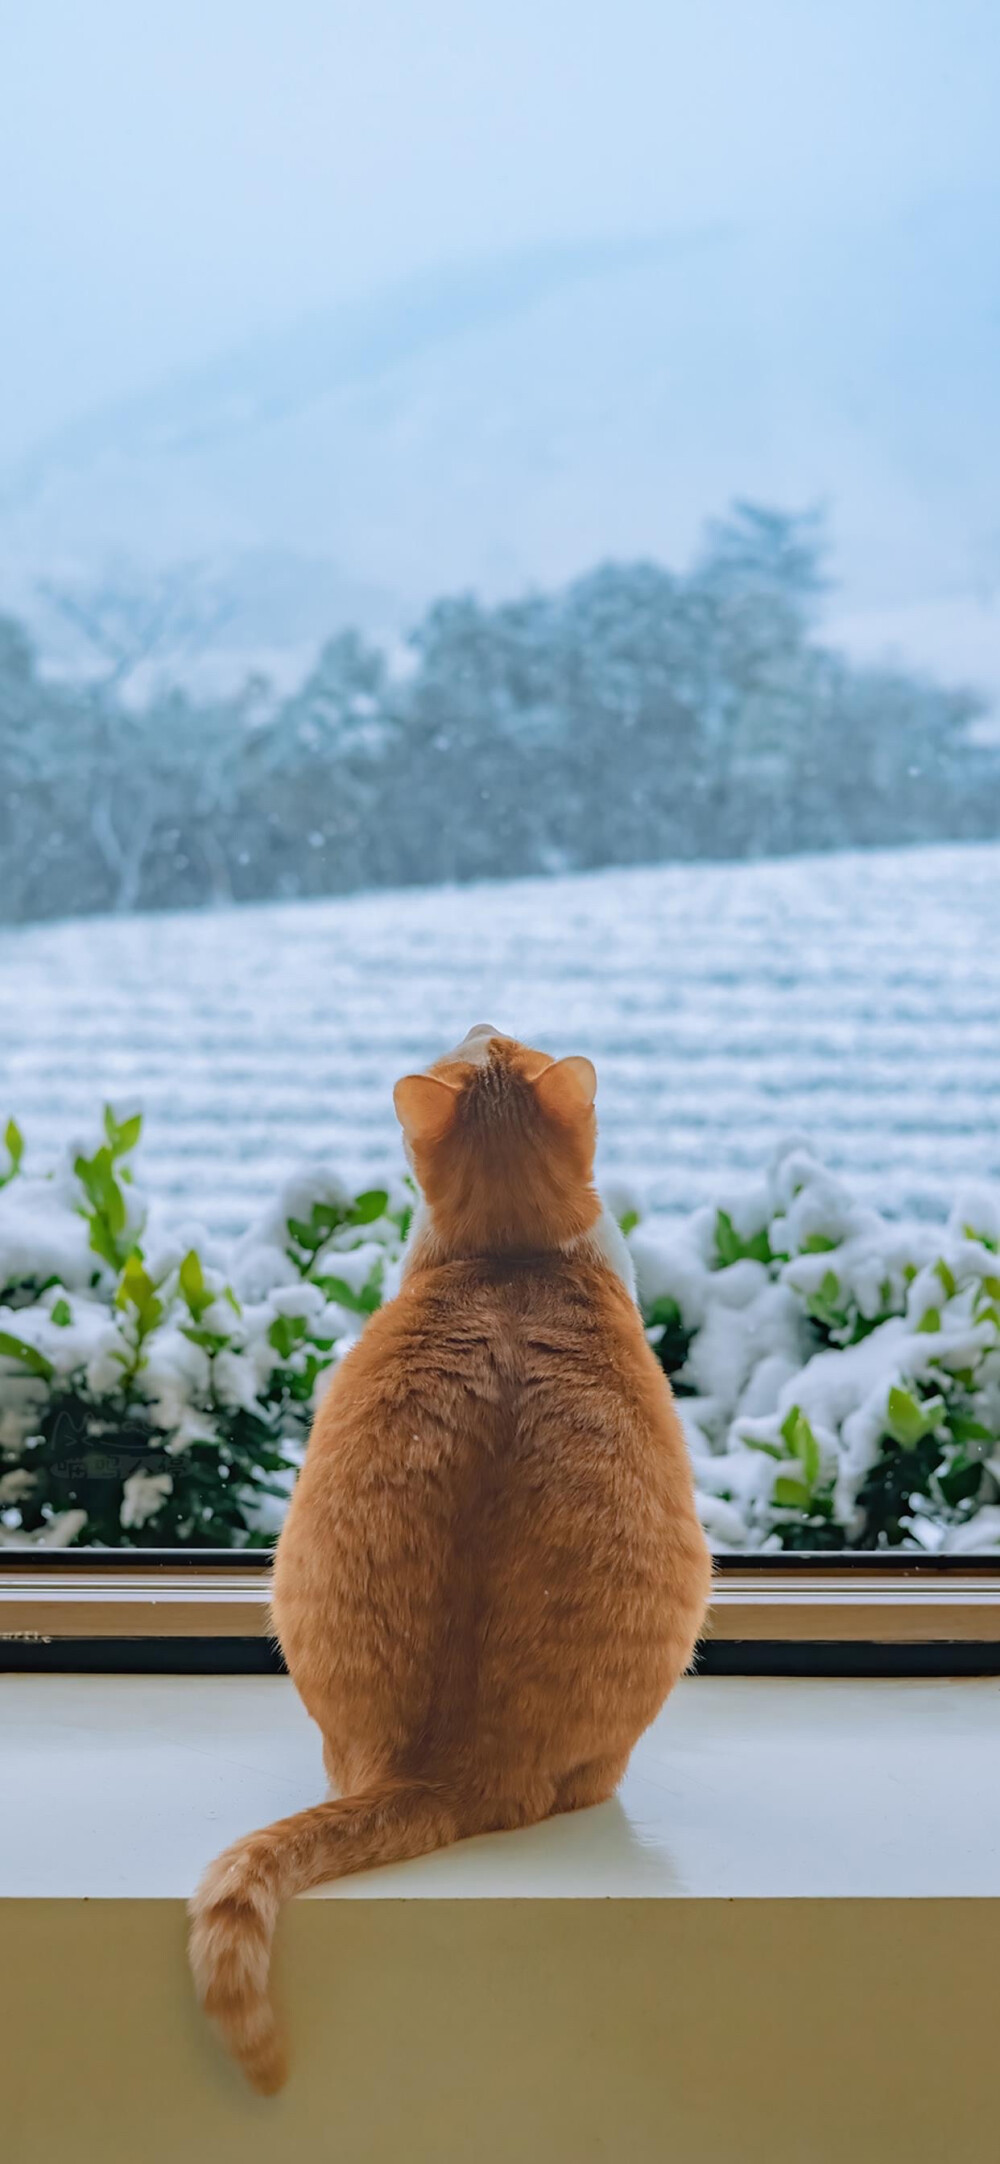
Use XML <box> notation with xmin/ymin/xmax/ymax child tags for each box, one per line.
<box><xmin>393</xmin><ymin>1072</ymin><xmax>459</xmax><ymax>1145</ymax></box>
<box><xmin>532</xmin><ymin>1055</ymin><xmax>597</xmax><ymax>1122</ymax></box>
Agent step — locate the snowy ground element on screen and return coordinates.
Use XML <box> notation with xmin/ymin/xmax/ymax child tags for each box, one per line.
<box><xmin>0</xmin><ymin>841</ymin><xmax>996</xmax><ymax>1235</ymax></box>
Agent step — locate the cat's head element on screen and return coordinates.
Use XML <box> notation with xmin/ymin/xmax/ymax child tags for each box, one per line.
<box><xmin>393</xmin><ymin>1025</ymin><xmax>600</xmax><ymax>1256</ymax></box>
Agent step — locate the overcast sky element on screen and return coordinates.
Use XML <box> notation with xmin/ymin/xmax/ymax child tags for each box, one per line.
<box><xmin>1</xmin><ymin>0</ymin><xmax>997</xmax><ymax>459</ymax></box>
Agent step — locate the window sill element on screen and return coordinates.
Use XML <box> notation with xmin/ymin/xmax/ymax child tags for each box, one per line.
<box><xmin>2</xmin><ymin>1669</ymin><xmax>999</xmax><ymax>1901</ymax></box>
<box><xmin>3</xmin><ymin>1672</ymin><xmax>998</xmax><ymax>2160</ymax></box>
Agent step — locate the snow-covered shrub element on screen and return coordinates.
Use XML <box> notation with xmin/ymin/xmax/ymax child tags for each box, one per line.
<box><xmin>631</xmin><ymin>1145</ymin><xmax>1000</xmax><ymax>1552</ymax></box>
<box><xmin>0</xmin><ymin>1108</ymin><xmax>410</xmax><ymax>1548</ymax></box>
<box><xmin>0</xmin><ymin>1111</ymin><xmax>997</xmax><ymax>1551</ymax></box>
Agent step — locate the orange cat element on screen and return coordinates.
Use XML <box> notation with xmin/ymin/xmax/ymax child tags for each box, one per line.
<box><xmin>189</xmin><ymin>1026</ymin><xmax>711</xmax><ymax>2091</ymax></box>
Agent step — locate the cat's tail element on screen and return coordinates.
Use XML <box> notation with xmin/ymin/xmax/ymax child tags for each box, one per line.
<box><xmin>188</xmin><ymin>1777</ymin><xmax>461</xmax><ymax>2093</ymax></box>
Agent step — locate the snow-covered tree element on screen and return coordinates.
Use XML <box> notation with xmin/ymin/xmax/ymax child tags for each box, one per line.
<box><xmin>1</xmin><ymin>504</ymin><xmax>996</xmax><ymax>924</ymax></box>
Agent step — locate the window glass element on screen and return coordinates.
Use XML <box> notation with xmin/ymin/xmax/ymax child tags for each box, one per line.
<box><xmin>0</xmin><ymin>2</ymin><xmax>997</xmax><ymax>1556</ymax></box>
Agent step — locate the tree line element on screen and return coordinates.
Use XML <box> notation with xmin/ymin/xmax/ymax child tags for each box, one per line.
<box><xmin>1</xmin><ymin>504</ymin><xmax>996</xmax><ymax>923</ymax></box>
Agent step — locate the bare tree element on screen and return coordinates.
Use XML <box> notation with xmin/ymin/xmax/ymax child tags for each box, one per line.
<box><xmin>36</xmin><ymin>562</ymin><xmax>235</xmax><ymax>698</ymax></box>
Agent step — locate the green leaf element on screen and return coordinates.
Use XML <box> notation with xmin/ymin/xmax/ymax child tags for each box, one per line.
<box><xmin>73</xmin><ymin>1152</ymin><xmax>97</xmax><ymax>1205</ymax></box>
<box><xmin>50</xmin><ymin>1298</ymin><xmax>72</xmax><ymax>1328</ymax></box>
<box><xmin>315</xmin><ymin>1274</ymin><xmax>365</xmax><ymax>1313</ymax></box>
<box><xmin>87</xmin><ymin>1218</ymin><xmax>125</xmax><ymax>1270</ymax></box>
<box><xmin>179</xmin><ymin>1248</ymin><xmax>204</xmax><ymax>1299</ymax></box>
<box><xmin>347</xmin><ymin>1188</ymin><xmax>389</xmax><ymax>1225</ymax></box>
<box><xmin>286</xmin><ymin>1215</ymin><xmax>325</xmax><ymax>1252</ymax></box>
<box><xmin>358</xmin><ymin>1271</ymin><xmax>383</xmax><ymax>1314</ymax></box>
<box><xmin>773</xmin><ymin>1475</ymin><xmax>812</xmax><ymax>1510</ymax></box>
<box><xmin>780</xmin><ymin>1404</ymin><xmax>820</xmax><ymax>1487</ymax></box>
<box><xmin>179</xmin><ymin>1325</ymin><xmax>232</xmax><ymax>1355</ymax></box>
<box><xmin>104</xmin><ymin>1106</ymin><xmax>142</xmax><ymax>1159</ymax></box>
<box><xmin>115</xmin><ymin>1253</ymin><xmax>163</xmax><ymax>1333</ymax></box>
<box><xmin>618</xmin><ymin>1208</ymin><xmax>640</xmax><ymax>1237</ymax></box>
<box><xmin>0</xmin><ymin>1329</ymin><xmax>54</xmax><ymax>1382</ymax></box>
<box><xmin>314</xmin><ymin>1201</ymin><xmax>346</xmax><ymax>1231</ymax></box>
<box><xmin>101</xmin><ymin>1163</ymin><xmax>126</xmax><ymax>1229</ymax></box>
<box><xmin>179</xmin><ymin>1249</ymin><xmax>215</xmax><ymax>1323</ymax></box>
<box><xmin>3</xmin><ymin>1116</ymin><xmax>23</xmax><ymax>1173</ymax></box>
<box><xmin>885</xmin><ymin>1386</ymin><xmax>945</xmax><ymax>1449</ymax></box>
<box><xmin>916</xmin><ymin>1306</ymin><xmax>941</xmax><ymax>1334</ymax></box>
<box><xmin>947</xmin><ymin>1414</ymin><xmax>992</xmax><ymax>1448</ymax></box>
<box><xmin>715</xmin><ymin>1209</ymin><xmax>740</xmax><ymax>1267</ymax></box>
<box><xmin>286</xmin><ymin>1198</ymin><xmax>350</xmax><ymax>1255</ymax></box>
<box><xmin>76</xmin><ymin>1146</ymin><xmax>127</xmax><ymax>1237</ymax></box>
<box><xmin>939</xmin><ymin>1457</ymin><xmax>983</xmax><ymax>1509</ymax></box>
<box><xmin>714</xmin><ymin>1209</ymin><xmax>772</xmax><ymax>1269</ymax></box>
<box><xmin>316</xmin><ymin>1265</ymin><xmax>384</xmax><ymax>1316</ymax></box>
<box><xmin>964</xmin><ymin>1223</ymin><xmax>999</xmax><ymax>1254</ymax></box>
<box><xmin>805</xmin><ymin>1270</ymin><xmax>848</xmax><ymax>1333</ymax></box>
<box><xmin>646</xmin><ymin>1294</ymin><xmax>683</xmax><ymax>1330</ymax></box>
<box><xmin>934</xmin><ymin>1259</ymin><xmax>957</xmax><ymax>1300</ymax></box>
<box><xmin>793</xmin><ymin>1418</ymin><xmax>820</xmax><ymax>1488</ymax></box>
<box><xmin>268</xmin><ymin>1314</ymin><xmax>307</xmax><ymax>1359</ymax></box>
<box><xmin>801</xmin><ymin>1233</ymin><xmax>837</xmax><ymax>1254</ymax></box>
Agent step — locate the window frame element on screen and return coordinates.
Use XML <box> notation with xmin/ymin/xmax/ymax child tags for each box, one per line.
<box><xmin>2</xmin><ymin>1550</ymin><xmax>999</xmax><ymax>1656</ymax></box>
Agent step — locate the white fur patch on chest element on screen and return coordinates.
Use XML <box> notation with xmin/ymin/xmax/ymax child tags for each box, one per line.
<box><xmin>571</xmin><ymin>1203</ymin><xmax>638</xmax><ymax>1301</ymax></box>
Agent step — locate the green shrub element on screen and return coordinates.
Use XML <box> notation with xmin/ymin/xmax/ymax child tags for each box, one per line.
<box><xmin>0</xmin><ymin>1110</ymin><xmax>407</xmax><ymax>1547</ymax></box>
<box><xmin>0</xmin><ymin>1114</ymin><xmax>997</xmax><ymax>1552</ymax></box>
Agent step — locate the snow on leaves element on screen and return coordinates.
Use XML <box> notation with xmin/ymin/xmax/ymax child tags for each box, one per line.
<box><xmin>0</xmin><ymin>1111</ymin><xmax>997</xmax><ymax>1552</ymax></box>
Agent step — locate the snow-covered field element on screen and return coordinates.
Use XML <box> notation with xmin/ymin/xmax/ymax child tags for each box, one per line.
<box><xmin>0</xmin><ymin>841</ymin><xmax>997</xmax><ymax>1235</ymax></box>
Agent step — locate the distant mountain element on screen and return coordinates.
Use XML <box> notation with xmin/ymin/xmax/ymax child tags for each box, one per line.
<box><xmin>2</xmin><ymin>205</ymin><xmax>999</xmax><ymax>691</ymax></box>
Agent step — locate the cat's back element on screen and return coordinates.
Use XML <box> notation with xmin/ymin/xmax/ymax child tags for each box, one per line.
<box><xmin>336</xmin><ymin>1242</ymin><xmax>698</xmax><ymax>1570</ymax></box>
<box><xmin>335</xmin><ymin>1246</ymin><xmax>656</xmax><ymax>1448</ymax></box>
<box><xmin>307</xmin><ymin>1245</ymin><xmax>681</xmax><ymax>1473</ymax></box>
<box><xmin>392</xmin><ymin>1249</ymin><xmax>707</xmax><ymax>1762</ymax></box>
